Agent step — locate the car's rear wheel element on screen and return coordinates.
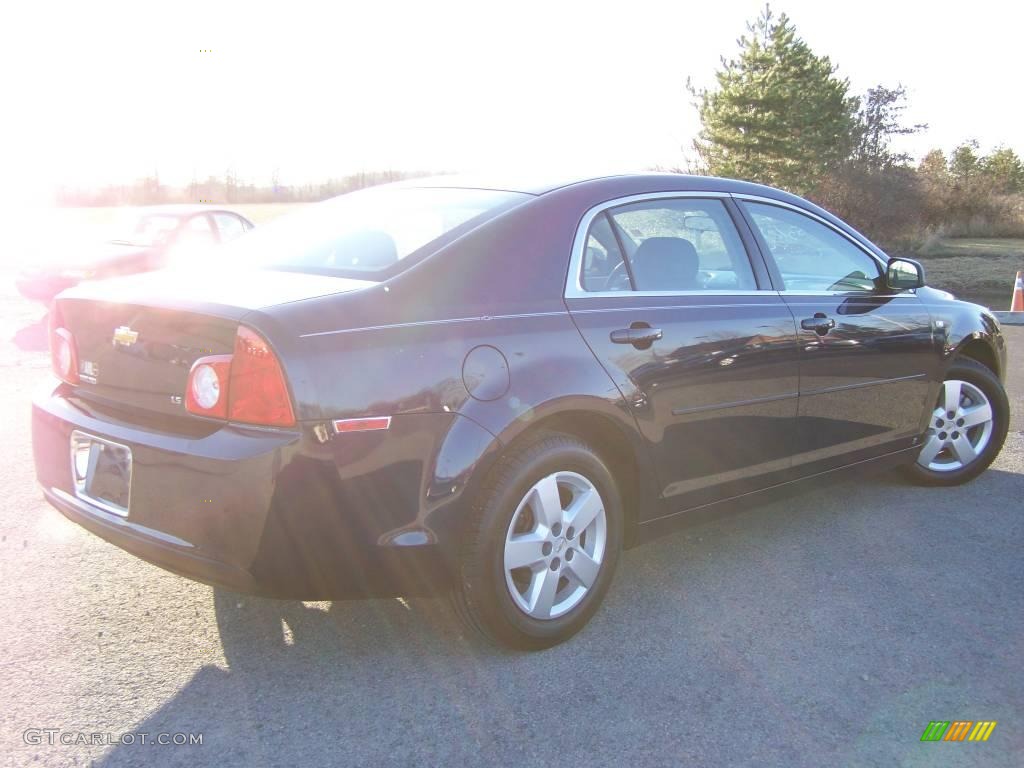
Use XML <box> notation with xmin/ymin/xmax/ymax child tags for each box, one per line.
<box><xmin>453</xmin><ymin>433</ymin><xmax>623</xmax><ymax>650</ymax></box>
<box><xmin>902</xmin><ymin>358</ymin><xmax>1009</xmax><ymax>486</ymax></box>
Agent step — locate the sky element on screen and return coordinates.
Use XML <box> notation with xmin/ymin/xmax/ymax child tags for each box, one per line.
<box><xmin>2</xmin><ymin>0</ymin><xmax>1022</xmax><ymax>204</ymax></box>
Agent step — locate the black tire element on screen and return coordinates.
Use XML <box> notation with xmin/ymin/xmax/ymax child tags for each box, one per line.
<box><xmin>452</xmin><ymin>432</ymin><xmax>624</xmax><ymax>650</ymax></box>
<box><xmin>901</xmin><ymin>357</ymin><xmax>1009</xmax><ymax>486</ymax></box>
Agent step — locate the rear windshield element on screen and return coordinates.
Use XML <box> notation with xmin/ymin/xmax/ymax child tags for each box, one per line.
<box><xmin>223</xmin><ymin>186</ymin><xmax>530</xmax><ymax>277</ymax></box>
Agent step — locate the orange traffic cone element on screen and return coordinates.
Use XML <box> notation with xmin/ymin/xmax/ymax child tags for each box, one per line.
<box><xmin>1012</xmin><ymin>271</ymin><xmax>1024</xmax><ymax>312</ymax></box>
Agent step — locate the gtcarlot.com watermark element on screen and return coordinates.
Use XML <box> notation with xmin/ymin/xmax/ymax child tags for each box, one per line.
<box><xmin>24</xmin><ymin>729</ymin><xmax>202</xmax><ymax>746</ymax></box>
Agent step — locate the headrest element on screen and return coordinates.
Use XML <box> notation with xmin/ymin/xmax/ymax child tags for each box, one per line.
<box><xmin>630</xmin><ymin>237</ymin><xmax>699</xmax><ymax>291</ymax></box>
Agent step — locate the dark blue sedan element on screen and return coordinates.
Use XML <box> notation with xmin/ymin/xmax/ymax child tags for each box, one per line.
<box><xmin>32</xmin><ymin>174</ymin><xmax>1009</xmax><ymax>648</ymax></box>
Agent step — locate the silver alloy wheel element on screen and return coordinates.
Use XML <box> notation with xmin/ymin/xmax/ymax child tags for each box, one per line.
<box><xmin>917</xmin><ymin>379</ymin><xmax>994</xmax><ymax>472</ymax></box>
<box><xmin>503</xmin><ymin>471</ymin><xmax>607</xmax><ymax>620</ymax></box>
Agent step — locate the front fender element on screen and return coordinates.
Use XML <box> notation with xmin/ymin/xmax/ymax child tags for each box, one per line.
<box><xmin>916</xmin><ymin>288</ymin><xmax>1006</xmax><ymax>380</ymax></box>
<box><xmin>943</xmin><ymin>309</ymin><xmax>1005</xmax><ymax>380</ymax></box>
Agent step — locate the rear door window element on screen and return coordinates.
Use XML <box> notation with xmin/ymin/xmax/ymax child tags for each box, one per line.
<box><xmin>578</xmin><ymin>198</ymin><xmax>757</xmax><ymax>292</ymax></box>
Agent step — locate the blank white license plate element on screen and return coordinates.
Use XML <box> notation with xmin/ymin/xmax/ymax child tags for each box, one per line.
<box><xmin>70</xmin><ymin>431</ymin><xmax>132</xmax><ymax>517</ymax></box>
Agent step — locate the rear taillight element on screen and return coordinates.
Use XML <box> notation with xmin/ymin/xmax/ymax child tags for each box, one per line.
<box><xmin>184</xmin><ymin>326</ymin><xmax>295</xmax><ymax>427</ymax></box>
<box><xmin>48</xmin><ymin>306</ymin><xmax>80</xmax><ymax>385</ymax></box>
<box><xmin>228</xmin><ymin>326</ymin><xmax>295</xmax><ymax>427</ymax></box>
<box><xmin>185</xmin><ymin>355</ymin><xmax>232</xmax><ymax>419</ymax></box>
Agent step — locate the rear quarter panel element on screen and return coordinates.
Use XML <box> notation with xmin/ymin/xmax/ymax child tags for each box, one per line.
<box><xmin>261</xmin><ymin>190</ymin><xmax>662</xmax><ymax>547</ymax></box>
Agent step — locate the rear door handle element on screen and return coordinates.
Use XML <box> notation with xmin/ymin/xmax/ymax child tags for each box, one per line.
<box><xmin>610</xmin><ymin>327</ymin><xmax>663</xmax><ymax>346</ymax></box>
<box><xmin>801</xmin><ymin>313</ymin><xmax>836</xmax><ymax>335</ymax></box>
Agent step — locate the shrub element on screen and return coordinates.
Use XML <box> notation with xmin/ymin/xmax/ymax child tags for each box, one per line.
<box><xmin>810</xmin><ymin>165</ymin><xmax>1024</xmax><ymax>248</ymax></box>
<box><xmin>810</xmin><ymin>165</ymin><xmax>926</xmax><ymax>248</ymax></box>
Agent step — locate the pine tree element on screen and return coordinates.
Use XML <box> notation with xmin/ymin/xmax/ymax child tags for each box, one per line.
<box><xmin>979</xmin><ymin>146</ymin><xmax>1024</xmax><ymax>194</ymax></box>
<box><xmin>949</xmin><ymin>141</ymin><xmax>980</xmax><ymax>182</ymax></box>
<box><xmin>690</xmin><ymin>5</ymin><xmax>858</xmax><ymax>194</ymax></box>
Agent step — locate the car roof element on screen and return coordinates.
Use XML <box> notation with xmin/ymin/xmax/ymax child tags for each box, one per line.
<box><xmin>395</xmin><ymin>171</ymin><xmax>885</xmax><ymax>261</ymax></box>
<box><xmin>398</xmin><ymin>172</ymin><xmax>630</xmax><ymax>196</ymax></box>
<box><xmin>397</xmin><ymin>172</ymin><xmax>799</xmax><ymax>201</ymax></box>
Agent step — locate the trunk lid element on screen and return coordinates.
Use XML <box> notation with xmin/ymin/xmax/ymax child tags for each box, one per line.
<box><xmin>55</xmin><ymin>268</ymin><xmax>373</xmax><ymax>418</ymax></box>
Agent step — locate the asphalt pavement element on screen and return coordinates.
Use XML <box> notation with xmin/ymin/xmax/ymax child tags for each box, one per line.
<box><xmin>1</xmin><ymin>281</ymin><xmax>1021</xmax><ymax>767</ymax></box>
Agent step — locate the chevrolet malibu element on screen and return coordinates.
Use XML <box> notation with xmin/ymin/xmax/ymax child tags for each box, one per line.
<box><xmin>32</xmin><ymin>174</ymin><xmax>1009</xmax><ymax>649</ymax></box>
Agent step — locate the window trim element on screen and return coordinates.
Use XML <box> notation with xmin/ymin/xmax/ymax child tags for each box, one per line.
<box><xmin>603</xmin><ymin>210</ymin><xmax>637</xmax><ymax>291</ymax></box>
<box><xmin>212</xmin><ymin>211</ymin><xmax>246</xmax><ymax>243</ymax></box>
<box><xmin>565</xmin><ymin>191</ymin><xmax>765</xmax><ymax>299</ymax></box>
<box><xmin>732</xmin><ymin>194</ymin><xmax>915</xmax><ymax>297</ymax></box>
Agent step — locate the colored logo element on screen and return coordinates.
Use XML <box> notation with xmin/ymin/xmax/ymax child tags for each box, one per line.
<box><xmin>112</xmin><ymin>326</ymin><xmax>139</xmax><ymax>347</ymax></box>
<box><xmin>920</xmin><ymin>721</ymin><xmax>997</xmax><ymax>742</ymax></box>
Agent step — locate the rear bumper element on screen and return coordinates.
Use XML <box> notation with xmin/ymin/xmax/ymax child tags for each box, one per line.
<box><xmin>32</xmin><ymin>384</ymin><xmax>458</xmax><ymax>598</ymax></box>
<box><xmin>43</xmin><ymin>486</ymin><xmax>259</xmax><ymax>593</ymax></box>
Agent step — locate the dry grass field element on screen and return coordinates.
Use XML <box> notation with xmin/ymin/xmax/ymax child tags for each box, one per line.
<box><xmin>914</xmin><ymin>237</ymin><xmax>1024</xmax><ymax>309</ymax></box>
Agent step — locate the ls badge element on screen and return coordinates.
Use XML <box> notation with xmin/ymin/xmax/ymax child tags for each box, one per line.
<box><xmin>80</xmin><ymin>360</ymin><xmax>99</xmax><ymax>384</ymax></box>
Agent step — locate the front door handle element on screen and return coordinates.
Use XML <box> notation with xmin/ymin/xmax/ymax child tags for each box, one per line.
<box><xmin>801</xmin><ymin>313</ymin><xmax>836</xmax><ymax>336</ymax></box>
<box><xmin>611</xmin><ymin>326</ymin><xmax>663</xmax><ymax>347</ymax></box>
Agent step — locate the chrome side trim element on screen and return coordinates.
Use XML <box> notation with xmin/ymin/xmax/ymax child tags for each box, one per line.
<box><xmin>299</xmin><ymin>311</ymin><xmax>569</xmax><ymax>339</ymax></box>
<box><xmin>569</xmin><ymin>301</ymin><xmax>786</xmax><ymax>315</ymax></box>
<box><xmin>779</xmin><ymin>291</ymin><xmax>917</xmax><ymax>298</ymax></box>
<box><xmin>801</xmin><ymin>373</ymin><xmax>928</xmax><ymax>397</ymax></box>
<box><xmin>672</xmin><ymin>391</ymin><xmax>799</xmax><ymax>416</ymax></box>
<box><xmin>569</xmin><ymin>289</ymin><xmax>769</xmax><ymax>299</ymax></box>
<box><xmin>565</xmin><ymin>191</ymin><xmax>743</xmax><ymax>299</ymax></box>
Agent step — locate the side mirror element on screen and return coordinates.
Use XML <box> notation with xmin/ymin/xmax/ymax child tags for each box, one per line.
<box><xmin>886</xmin><ymin>258</ymin><xmax>925</xmax><ymax>290</ymax></box>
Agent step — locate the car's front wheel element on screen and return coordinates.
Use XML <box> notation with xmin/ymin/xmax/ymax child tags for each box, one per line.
<box><xmin>453</xmin><ymin>433</ymin><xmax>623</xmax><ymax>650</ymax></box>
<box><xmin>903</xmin><ymin>358</ymin><xmax>1009</xmax><ymax>486</ymax></box>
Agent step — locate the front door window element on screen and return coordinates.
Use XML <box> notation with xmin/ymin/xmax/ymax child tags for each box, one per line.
<box><xmin>743</xmin><ymin>202</ymin><xmax>882</xmax><ymax>293</ymax></box>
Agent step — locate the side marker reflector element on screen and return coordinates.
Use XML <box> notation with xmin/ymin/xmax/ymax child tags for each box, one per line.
<box><xmin>332</xmin><ymin>416</ymin><xmax>392</xmax><ymax>434</ymax></box>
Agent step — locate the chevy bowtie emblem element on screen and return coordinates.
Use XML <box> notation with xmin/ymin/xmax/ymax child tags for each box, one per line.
<box><xmin>112</xmin><ymin>326</ymin><xmax>139</xmax><ymax>347</ymax></box>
